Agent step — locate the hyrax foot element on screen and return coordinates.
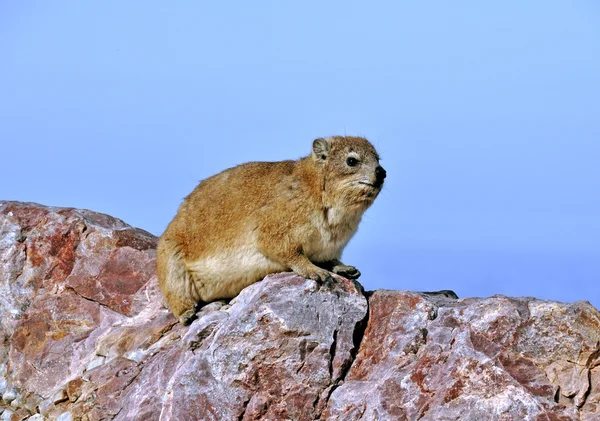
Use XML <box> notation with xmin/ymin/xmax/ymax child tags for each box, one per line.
<box><xmin>332</xmin><ymin>264</ymin><xmax>361</xmax><ymax>279</ymax></box>
<box><xmin>179</xmin><ymin>309</ymin><xmax>197</xmax><ymax>326</ymax></box>
<box><xmin>294</xmin><ymin>266</ymin><xmax>333</xmax><ymax>284</ymax></box>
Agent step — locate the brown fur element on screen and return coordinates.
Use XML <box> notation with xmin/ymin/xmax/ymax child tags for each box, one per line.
<box><xmin>157</xmin><ymin>136</ymin><xmax>386</xmax><ymax>324</ymax></box>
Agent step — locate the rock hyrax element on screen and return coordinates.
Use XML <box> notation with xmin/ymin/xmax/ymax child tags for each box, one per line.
<box><xmin>157</xmin><ymin>136</ymin><xmax>386</xmax><ymax>324</ymax></box>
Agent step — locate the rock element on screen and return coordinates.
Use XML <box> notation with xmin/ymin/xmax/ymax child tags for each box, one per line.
<box><xmin>0</xmin><ymin>201</ymin><xmax>599</xmax><ymax>420</ymax></box>
<box><xmin>324</xmin><ymin>292</ymin><xmax>600</xmax><ymax>420</ymax></box>
<box><xmin>0</xmin><ymin>409</ymin><xmax>14</xmax><ymax>421</ymax></box>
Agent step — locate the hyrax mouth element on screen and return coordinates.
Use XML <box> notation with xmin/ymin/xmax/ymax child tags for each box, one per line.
<box><xmin>359</xmin><ymin>180</ymin><xmax>384</xmax><ymax>189</ymax></box>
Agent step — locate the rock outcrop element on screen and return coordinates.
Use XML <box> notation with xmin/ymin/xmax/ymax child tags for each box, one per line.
<box><xmin>0</xmin><ymin>201</ymin><xmax>599</xmax><ymax>421</ymax></box>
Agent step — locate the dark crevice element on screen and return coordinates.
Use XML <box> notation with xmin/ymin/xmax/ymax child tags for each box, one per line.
<box><xmin>428</xmin><ymin>307</ymin><xmax>438</xmax><ymax>321</ymax></box>
<box><xmin>12</xmin><ymin>229</ymin><xmax>28</xmax><ymax>283</ymax></box>
<box><xmin>348</xmin><ymin>305</ymin><xmax>370</xmax><ymax>376</ymax></box>
<box><xmin>65</xmin><ymin>286</ymin><xmax>121</xmax><ymax>315</ymax></box>
<box><xmin>111</xmin><ymin>406</ymin><xmax>124</xmax><ymax>420</ymax></box>
<box><xmin>53</xmin><ymin>394</ymin><xmax>69</xmax><ymax>405</ymax></box>
<box><xmin>328</xmin><ymin>329</ymin><xmax>338</xmax><ymax>378</ymax></box>
<box><xmin>237</xmin><ymin>396</ymin><xmax>251</xmax><ymax>421</ymax></box>
<box><xmin>81</xmin><ymin>222</ymin><xmax>92</xmax><ymax>241</ymax></box>
<box><xmin>421</xmin><ymin>327</ymin><xmax>428</xmax><ymax>344</ymax></box>
<box><xmin>579</xmin><ymin>369</ymin><xmax>592</xmax><ymax>409</ymax></box>
<box><xmin>339</xmin><ymin>293</ymin><xmax>371</xmax><ymax>384</ymax></box>
<box><xmin>318</xmin><ymin>290</ymin><xmax>371</xmax><ymax>419</ymax></box>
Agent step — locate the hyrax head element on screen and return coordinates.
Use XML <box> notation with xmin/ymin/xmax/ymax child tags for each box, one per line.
<box><xmin>312</xmin><ymin>136</ymin><xmax>386</xmax><ymax>205</ymax></box>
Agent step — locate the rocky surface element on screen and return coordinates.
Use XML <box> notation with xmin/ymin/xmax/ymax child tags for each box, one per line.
<box><xmin>1</xmin><ymin>201</ymin><xmax>599</xmax><ymax>421</ymax></box>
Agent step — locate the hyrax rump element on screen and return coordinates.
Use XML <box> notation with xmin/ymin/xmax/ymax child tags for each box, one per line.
<box><xmin>157</xmin><ymin>136</ymin><xmax>386</xmax><ymax>324</ymax></box>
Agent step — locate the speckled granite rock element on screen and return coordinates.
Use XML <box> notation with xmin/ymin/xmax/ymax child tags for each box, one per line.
<box><xmin>1</xmin><ymin>201</ymin><xmax>599</xmax><ymax>420</ymax></box>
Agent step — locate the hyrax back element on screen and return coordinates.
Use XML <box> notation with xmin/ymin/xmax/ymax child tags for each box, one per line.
<box><xmin>157</xmin><ymin>136</ymin><xmax>386</xmax><ymax>324</ymax></box>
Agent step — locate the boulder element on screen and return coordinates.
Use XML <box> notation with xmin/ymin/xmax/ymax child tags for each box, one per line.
<box><xmin>0</xmin><ymin>201</ymin><xmax>598</xmax><ymax>420</ymax></box>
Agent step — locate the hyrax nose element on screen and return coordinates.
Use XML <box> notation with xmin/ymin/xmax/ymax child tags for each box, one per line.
<box><xmin>375</xmin><ymin>166</ymin><xmax>387</xmax><ymax>182</ymax></box>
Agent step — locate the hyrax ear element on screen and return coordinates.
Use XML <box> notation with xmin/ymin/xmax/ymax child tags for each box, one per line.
<box><xmin>312</xmin><ymin>137</ymin><xmax>331</xmax><ymax>161</ymax></box>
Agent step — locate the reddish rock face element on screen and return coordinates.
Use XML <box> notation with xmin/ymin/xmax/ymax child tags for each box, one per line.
<box><xmin>324</xmin><ymin>292</ymin><xmax>600</xmax><ymax>420</ymax></box>
<box><xmin>1</xmin><ymin>201</ymin><xmax>599</xmax><ymax>420</ymax></box>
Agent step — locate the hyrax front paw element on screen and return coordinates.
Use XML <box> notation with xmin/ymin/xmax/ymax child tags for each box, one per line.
<box><xmin>295</xmin><ymin>267</ymin><xmax>333</xmax><ymax>284</ymax></box>
<box><xmin>332</xmin><ymin>264</ymin><xmax>361</xmax><ymax>279</ymax></box>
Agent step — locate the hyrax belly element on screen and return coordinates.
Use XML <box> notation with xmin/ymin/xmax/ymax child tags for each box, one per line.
<box><xmin>186</xmin><ymin>242</ymin><xmax>285</xmax><ymax>302</ymax></box>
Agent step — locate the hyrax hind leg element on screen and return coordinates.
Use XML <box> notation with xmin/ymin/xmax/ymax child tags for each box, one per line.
<box><xmin>156</xmin><ymin>240</ymin><xmax>201</xmax><ymax>325</ymax></box>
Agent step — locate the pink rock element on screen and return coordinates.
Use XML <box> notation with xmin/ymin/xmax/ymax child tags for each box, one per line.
<box><xmin>323</xmin><ymin>291</ymin><xmax>600</xmax><ymax>420</ymax></box>
<box><xmin>1</xmin><ymin>201</ymin><xmax>599</xmax><ymax>420</ymax></box>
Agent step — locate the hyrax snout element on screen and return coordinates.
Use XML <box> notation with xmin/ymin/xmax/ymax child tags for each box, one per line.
<box><xmin>157</xmin><ymin>136</ymin><xmax>386</xmax><ymax>324</ymax></box>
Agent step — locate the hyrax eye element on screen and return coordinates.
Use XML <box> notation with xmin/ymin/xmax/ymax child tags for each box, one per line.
<box><xmin>346</xmin><ymin>157</ymin><xmax>359</xmax><ymax>167</ymax></box>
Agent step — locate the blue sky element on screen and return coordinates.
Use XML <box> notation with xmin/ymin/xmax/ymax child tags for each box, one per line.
<box><xmin>2</xmin><ymin>2</ymin><xmax>599</xmax><ymax>306</ymax></box>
